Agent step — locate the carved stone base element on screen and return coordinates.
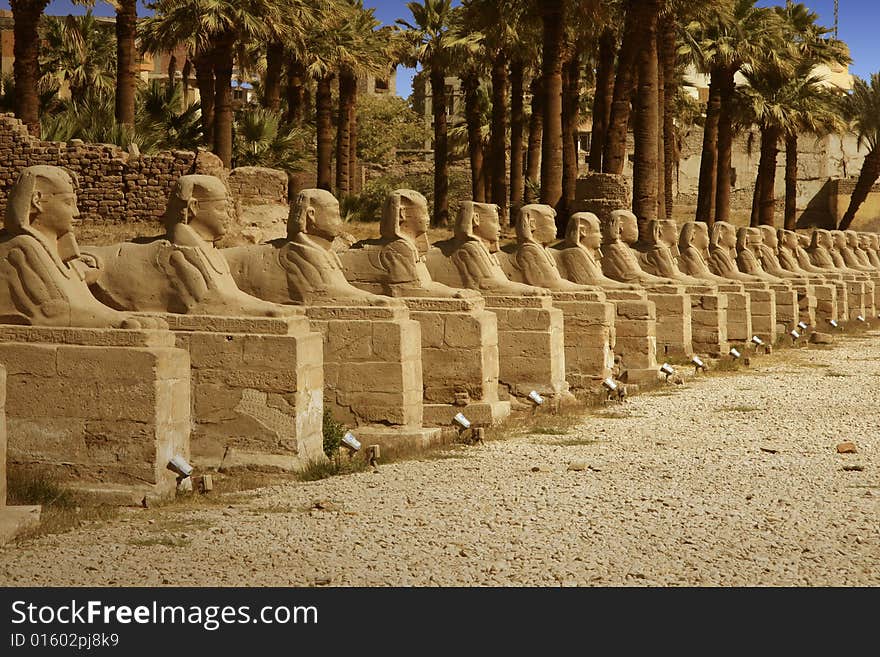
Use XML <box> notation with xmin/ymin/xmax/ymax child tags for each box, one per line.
<box><xmin>686</xmin><ymin>287</ymin><xmax>729</xmax><ymax>357</ymax></box>
<box><xmin>152</xmin><ymin>314</ymin><xmax>324</xmax><ymax>473</ymax></box>
<box><xmin>604</xmin><ymin>292</ymin><xmax>658</xmax><ymax>375</ymax></box>
<box><xmin>743</xmin><ymin>284</ymin><xmax>778</xmax><ymax>343</ymax></box>
<box><xmin>645</xmin><ymin>289</ymin><xmax>693</xmax><ymax>357</ymax></box>
<box><xmin>769</xmin><ymin>283</ymin><xmax>799</xmax><ymax>334</ymax></box>
<box><xmin>483</xmin><ymin>295</ymin><xmax>571</xmax><ymax>402</ymax></box>
<box><xmin>0</xmin><ymin>326</ymin><xmax>190</xmax><ymax>502</ymax></box>
<box><xmin>716</xmin><ymin>284</ymin><xmax>753</xmax><ymax>343</ymax></box>
<box><xmin>550</xmin><ymin>291</ymin><xmax>616</xmax><ymax>391</ymax></box>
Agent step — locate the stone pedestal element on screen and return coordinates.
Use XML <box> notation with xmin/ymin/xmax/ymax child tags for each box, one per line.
<box><xmin>303</xmin><ymin>304</ymin><xmax>441</xmax><ymax>451</ymax></box>
<box><xmin>686</xmin><ymin>286</ymin><xmax>729</xmax><ymax>357</ymax></box>
<box><xmin>716</xmin><ymin>284</ymin><xmax>752</xmax><ymax>343</ymax></box>
<box><xmin>836</xmin><ymin>274</ymin><xmax>869</xmax><ymax>321</ymax></box>
<box><xmin>803</xmin><ymin>279</ymin><xmax>838</xmax><ymax>322</ymax></box>
<box><xmin>402</xmin><ymin>297</ymin><xmax>510</xmax><ymax>428</ymax></box>
<box><xmin>742</xmin><ymin>284</ymin><xmax>778</xmax><ymax>343</ymax></box>
<box><xmin>0</xmin><ymin>326</ymin><xmax>190</xmax><ymax>504</ymax></box>
<box><xmin>154</xmin><ymin>314</ymin><xmax>324</xmax><ymax>472</ymax></box>
<box><xmin>645</xmin><ymin>287</ymin><xmax>693</xmax><ymax>357</ymax></box>
<box><xmin>769</xmin><ymin>283</ymin><xmax>799</xmax><ymax>334</ymax></box>
<box><xmin>483</xmin><ymin>295</ymin><xmax>569</xmax><ymax>402</ymax></box>
<box><xmin>548</xmin><ymin>291</ymin><xmax>616</xmax><ymax>393</ymax></box>
<box><xmin>603</xmin><ymin>291</ymin><xmax>658</xmax><ymax>384</ymax></box>
<box><xmin>790</xmin><ymin>282</ymin><xmax>818</xmax><ymax>327</ymax></box>
<box><xmin>0</xmin><ymin>365</ymin><xmax>41</xmax><ymax>545</ymax></box>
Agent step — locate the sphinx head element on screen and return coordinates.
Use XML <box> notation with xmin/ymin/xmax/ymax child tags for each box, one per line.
<box><xmin>830</xmin><ymin>230</ymin><xmax>848</xmax><ymax>250</ymax></box>
<box><xmin>5</xmin><ymin>165</ymin><xmax>80</xmax><ymax>240</ymax></box>
<box><xmin>164</xmin><ymin>174</ymin><xmax>232</xmax><ymax>243</ymax></box>
<box><xmin>845</xmin><ymin>230</ymin><xmax>860</xmax><ymax>248</ymax></box>
<box><xmin>288</xmin><ymin>188</ymin><xmax>343</xmax><ymax>242</ymax></box>
<box><xmin>456</xmin><ymin>201</ymin><xmax>501</xmax><ymax>251</ymax></box>
<box><xmin>567</xmin><ymin>212</ymin><xmax>602</xmax><ymax>250</ymax></box>
<box><xmin>759</xmin><ymin>225</ymin><xmax>778</xmax><ymax>250</ymax></box>
<box><xmin>779</xmin><ymin>229</ymin><xmax>799</xmax><ymax>250</ymax></box>
<box><xmin>516</xmin><ymin>204</ymin><xmax>557</xmax><ymax>246</ymax></box>
<box><xmin>679</xmin><ymin>221</ymin><xmax>709</xmax><ymax>254</ymax></box>
<box><xmin>857</xmin><ymin>232</ymin><xmax>873</xmax><ymax>251</ymax></box>
<box><xmin>659</xmin><ymin>220</ymin><xmax>679</xmax><ymax>249</ymax></box>
<box><xmin>611</xmin><ymin>209</ymin><xmax>639</xmax><ymax>245</ymax></box>
<box><xmin>381</xmin><ymin>189</ymin><xmax>429</xmax><ymax>247</ymax></box>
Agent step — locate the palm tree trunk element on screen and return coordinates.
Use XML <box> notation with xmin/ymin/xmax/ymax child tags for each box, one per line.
<box><xmin>115</xmin><ymin>0</ymin><xmax>137</xmax><ymax>126</ymax></box>
<box><xmin>316</xmin><ymin>73</ymin><xmax>334</xmax><ymax>191</ymax></box>
<box><xmin>349</xmin><ymin>79</ymin><xmax>359</xmax><ymax>194</ymax></box>
<box><xmin>462</xmin><ymin>71</ymin><xmax>486</xmax><ymax>202</ymax></box>
<box><xmin>603</xmin><ymin>3</ymin><xmax>641</xmax><ymax>175</ymax></box>
<box><xmin>11</xmin><ymin>0</ymin><xmax>49</xmax><ymax>136</ymax></box>
<box><xmin>756</xmin><ymin>124</ymin><xmax>782</xmax><ymax>226</ymax></box>
<box><xmin>839</xmin><ymin>148</ymin><xmax>880</xmax><ymax>230</ymax></box>
<box><xmin>714</xmin><ymin>66</ymin><xmax>736</xmax><ymax>223</ymax></box>
<box><xmin>182</xmin><ymin>59</ymin><xmax>192</xmax><ymax>107</ymax></box>
<box><xmin>167</xmin><ymin>55</ymin><xmax>178</xmax><ymax>90</ymax></box>
<box><xmin>263</xmin><ymin>40</ymin><xmax>284</xmax><ymax>112</ymax></box>
<box><xmin>509</xmin><ymin>59</ymin><xmax>526</xmax><ymax>218</ymax></box>
<box><xmin>562</xmin><ymin>51</ymin><xmax>582</xmax><ymax>222</ymax></box>
<box><xmin>750</xmin><ymin>158</ymin><xmax>762</xmax><ymax>227</ymax></box>
<box><xmin>430</xmin><ymin>68</ymin><xmax>449</xmax><ymax>227</ymax></box>
<box><xmin>540</xmin><ymin>0</ymin><xmax>565</xmax><ymax>228</ymax></box>
<box><xmin>284</xmin><ymin>60</ymin><xmax>306</xmax><ymax>125</ymax></box>
<box><xmin>660</xmin><ymin>15</ymin><xmax>676</xmax><ymax>220</ymax></box>
<box><xmin>490</xmin><ymin>52</ymin><xmax>510</xmax><ymax>225</ymax></box>
<box><xmin>335</xmin><ymin>69</ymin><xmax>356</xmax><ymax>197</ymax></box>
<box><xmin>655</xmin><ymin>27</ymin><xmax>665</xmax><ymax>222</ymax></box>
<box><xmin>696</xmin><ymin>68</ymin><xmax>722</xmax><ymax>224</ymax></box>
<box><xmin>589</xmin><ymin>27</ymin><xmax>616</xmax><ymax>172</ymax></box>
<box><xmin>194</xmin><ymin>50</ymin><xmax>215</xmax><ymax>146</ymax></box>
<box><xmin>784</xmin><ymin>134</ymin><xmax>798</xmax><ymax>230</ymax></box>
<box><xmin>212</xmin><ymin>35</ymin><xmax>235</xmax><ymax>168</ymax></box>
<box><xmin>632</xmin><ymin>1</ymin><xmax>662</xmax><ymax>235</ymax></box>
<box><xmin>526</xmin><ymin>75</ymin><xmax>543</xmax><ymax>203</ymax></box>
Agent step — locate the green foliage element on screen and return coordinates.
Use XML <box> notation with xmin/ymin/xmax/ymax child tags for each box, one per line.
<box><xmin>356</xmin><ymin>94</ymin><xmax>430</xmax><ymax>165</ymax></box>
<box><xmin>232</xmin><ymin>107</ymin><xmax>311</xmax><ymax>172</ymax></box>
<box><xmin>137</xmin><ymin>80</ymin><xmax>203</xmax><ymax>151</ymax></box>
<box><xmin>322</xmin><ymin>408</ymin><xmax>348</xmax><ymax>458</ymax></box>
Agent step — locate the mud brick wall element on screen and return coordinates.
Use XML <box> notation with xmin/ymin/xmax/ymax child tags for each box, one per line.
<box><xmin>0</xmin><ymin>114</ymin><xmax>228</xmax><ymax>224</ymax></box>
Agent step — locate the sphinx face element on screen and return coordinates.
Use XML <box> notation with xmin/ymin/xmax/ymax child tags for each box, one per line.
<box><xmin>532</xmin><ymin>206</ymin><xmax>558</xmax><ymax>246</ymax></box>
<box><xmin>818</xmin><ymin>231</ymin><xmax>833</xmax><ymax>249</ymax></box>
<box><xmin>718</xmin><ymin>223</ymin><xmax>737</xmax><ymax>249</ymax></box>
<box><xmin>692</xmin><ymin>223</ymin><xmax>710</xmax><ymax>250</ymax></box>
<box><xmin>474</xmin><ymin>204</ymin><xmax>501</xmax><ymax>247</ymax></box>
<box><xmin>659</xmin><ymin>220</ymin><xmax>678</xmax><ymax>248</ymax></box>
<box><xmin>400</xmin><ymin>195</ymin><xmax>430</xmax><ymax>240</ymax></box>
<box><xmin>845</xmin><ymin>230</ymin><xmax>860</xmax><ymax>248</ymax></box>
<box><xmin>308</xmin><ymin>194</ymin><xmax>344</xmax><ymax>241</ymax></box>
<box><xmin>32</xmin><ymin>173</ymin><xmax>80</xmax><ymax>240</ymax></box>
<box><xmin>189</xmin><ymin>177</ymin><xmax>233</xmax><ymax>242</ymax></box>
<box><xmin>858</xmin><ymin>233</ymin><xmax>872</xmax><ymax>250</ymax></box>
<box><xmin>617</xmin><ymin>211</ymin><xmax>639</xmax><ymax>244</ymax></box>
<box><xmin>759</xmin><ymin>226</ymin><xmax>778</xmax><ymax>250</ymax></box>
<box><xmin>780</xmin><ymin>230</ymin><xmax>798</xmax><ymax>250</ymax></box>
<box><xmin>580</xmin><ymin>217</ymin><xmax>602</xmax><ymax>250</ymax></box>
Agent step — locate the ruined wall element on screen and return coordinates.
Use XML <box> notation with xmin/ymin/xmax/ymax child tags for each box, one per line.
<box><xmin>0</xmin><ymin>114</ymin><xmax>225</xmax><ymax>224</ymax></box>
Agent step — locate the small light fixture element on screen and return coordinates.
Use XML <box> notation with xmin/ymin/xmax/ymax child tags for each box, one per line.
<box><xmin>660</xmin><ymin>362</ymin><xmax>675</xmax><ymax>382</ymax></box>
<box><xmin>341</xmin><ymin>431</ymin><xmax>361</xmax><ymax>453</ymax></box>
<box><xmin>691</xmin><ymin>356</ymin><xmax>707</xmax><ymax>373</ymax></box>
<box><xmin>168</xmin><ymin>454</ymin><xmax>193</xmax><ymax>478</ymax></box>
<box><xmin>750</xmin><ymin>335</ymin><xmax>764</xmax><ymax>347</ymax></box>
<box><xmin>729</xmin><ymin>347</ymin><xmax>741</xmax><ymax>359</ymax></box>
<box><xmin>857</xmin><ymin>315</ymin><xmax>866</xmax><ymax>322</ymax></box>
<box><xmin>453</xmin><ymin>412</ymin><xmax>472</xmax><ymax>430</ymax></box>
<box><xmin>829</xmin><ymin>319</ymin><xmax>839</xmax><ymax>328</ymax></box>
<box><xmin>602</xmin><ymin>377</ymin><xmax>618</xmax><ymax>392</ymax></box>
<box><xmin>601</xmin><ymin>377</ymin><xmax>624</xmax><ymax>402</ymax></box>
<box><xmin>528</xmin><ymin>390</ymin><xmax>545</xmax><ymax>405</ymax></box>
<box><xmin>790</xmin><ymin>329</ymin><xmax>800</xmax><ymax>343</ymax></box>
<box><xmin>797</xmin><ymin>321</ymin><xmax>808</xmax><ymax>331</ymax></box>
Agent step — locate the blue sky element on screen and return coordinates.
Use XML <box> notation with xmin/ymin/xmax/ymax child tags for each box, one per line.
<box><xmin>2</xmin><ymin>0</ymin><xmax>878</xmax><ymax>98</ymax></box>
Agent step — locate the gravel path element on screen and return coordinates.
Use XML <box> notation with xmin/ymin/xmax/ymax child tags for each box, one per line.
<box><xmin>1</xmin><ymin>333</ymin><xmax>878</xmax><ymax>587</ymax></box>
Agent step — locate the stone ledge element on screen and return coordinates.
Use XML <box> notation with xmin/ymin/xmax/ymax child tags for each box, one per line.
<box><xmin>0</xmin><ymin>325</ymin><xmax>176</xmax><ymax>347</ymax></box>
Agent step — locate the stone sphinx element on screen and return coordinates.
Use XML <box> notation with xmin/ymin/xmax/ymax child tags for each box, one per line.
<box><xmin>223</xmin><ymin>188</ymin><xmax>383</xmax><ymax>305</ymax></box>
<box><xmin>87</xmin><ymin>175</ymin><xmax>295</xmax><ymax>317</ymax></box>
<box><xmin>807</xmin><ymin>229</ymin><xmax>871</xmax><ymax>320</ymax></box>
<box><xmin>339</xmin><ymin>189</ymin><xmax>509</xmax><ymax>427</ymax></box>
<box><xmin>223</xmin><ymin>187</ymin><xmax>440</xmax><ymax>449</ymax></box>
<box><xmin>840</xmin><ymin>229</ymin><xmax>880</xmax><ymax>314</ymax></box>
<box><xmin>0</xmin><ymin>166</ymin><xmax>158</xmax><ymax>328</ymax></box>
<box><xmin>735</xmin><ymin>227</ymin><xmax>800</xmax><ymax>331</ymax></box>
<box><xmin>498</xmin><ymin>204</ymin><xmax>616</xmax><ymax>389</ymax></box>
<box><xmin>706</xmin><ymin>221</ymin><xmax>779</xmax><ymax>341</ymax></box>
<box><xmin>773</xmin><ymin>228</ymin><xmax>838</xmax><ymax>321</ymax></box>
<box><xmin>0</xmin><ymin>165</ymin><xmax>192</xmax><ymax>501</ymax></box>
<box><xmin>425</xmin><ymin>201</ymin><xmax>570</xmax><ymax>402</ymax></box>
<box><xmin>756</xmin><ymin>225</ymin><xmax>824</xmax><ymax>325</ymax></box>
<box><xmin>552</xmin><ymin>212</ymin><xmax>658</xmax><ymax>381</ymax></box>
<box><xmin>84</xmin><ymin>175</ymin><xmax>325</xmax><ymax>472</ymax></box>
<box><xmin>678</xmin><ymin>221</ymin><xmax>752</xmax><ymax>343</ymax></box>
<box><xmin>596</xmin><ymin>209</ymin><xmax>696</xmax><ymax>355</ymax></box>
<box><xmin>860</xmin><ymin>233</ymin><xmax>880</xmax><ymax>268</ymax></box>
<box><xmin>848</xmin><ymin>231</ymin><xmax>874</xmax><ymax>269</ymax></box>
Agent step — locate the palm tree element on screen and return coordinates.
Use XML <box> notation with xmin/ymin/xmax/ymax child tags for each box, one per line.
<box><xmin>112</xmin><ymin>0</ymin><xmax>138</xmax><ymax>126</ymax></box>
<box><xmin>680</xmin><ymin>0</ymin><xmax>779</xmax><ymax>224</ymax></box>
<box><xmin>602</xmin><ymin>0</ymin><xmax>640</xmax><ymax>176</ymax></box>
<box><xmin>838</xmin><ymin>74</ymin><xmax>880</xmax><ymax>231</ymax></box>
<box><xmin>233</xmin><ymin>107</ymin><xmax>310</xmax><ymax>171</ymax></box>
<box><xmin>10</xmin><ymin>0</ymin><xmax>51</xmax><ymax>135</ymax></box>
<box><xmin>538</xmin><ymin>0</ymin><xmax>565</xmax><ymax>224</ymax></box>
<box><xmin>400</xmin><ymin>0</ymin><xmax>477</xmax><ymax>226</ymax></box>
<box><xmin>39</xmin><ymin>12</ymin><xmax>116</xmax><ymax>103</ymax></box>
<box><xmin>142</xmin><ymin>0</ymin><xmax>293</xmax><ymax>167</ymax></box>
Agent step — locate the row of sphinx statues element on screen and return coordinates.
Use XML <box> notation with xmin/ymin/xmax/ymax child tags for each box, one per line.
<box><xmin>1</xmin><ymin>164</ymin><xmax>879</xmax><ymax>502</ymax></box>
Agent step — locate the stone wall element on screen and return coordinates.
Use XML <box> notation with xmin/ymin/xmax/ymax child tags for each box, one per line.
<box><xmin>228</xmin><ymin>166</ymin><xmax>288</xmax><ymax>205</ymax></box>
<box><xmin>0</xmin><ymin>114</ymin><xmax>225</xmax><ymax>224</ymax></box>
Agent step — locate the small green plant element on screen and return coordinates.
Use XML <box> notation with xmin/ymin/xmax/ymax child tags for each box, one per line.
<box><xmin>322</xmin><ymin>409</ymin><xmax>348</xmax><ymax>458</ymax></box>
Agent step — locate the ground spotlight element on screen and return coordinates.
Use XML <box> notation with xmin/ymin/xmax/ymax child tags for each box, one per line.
<box><xmin>790</xmin><ymin>329</ymin><xmax>800</xmax><ymax>343</ymax></box>
<box><xmin>830</xmin><ymin>319</ymin><xmax>839</xmax><ymax>328</ymax></box>
<box><xmin>453</xmin><ymin>412</ymin><xmax>472</xmax><ymax>430</ymax></box>
<box><xmin>168</xmin><ymin>454</ymin><xmax>193</xmax><ymax>478</ymax></box>
<box><xmin>750</xmin><ymin>335</ymin><xmax>764</xmax><ymax>347</ymax></box>
<box><xmin>857</xmin><ymin>315</ymin><xmax>866</xmax><ymax>323</ymax></box>
<box><xmin>729</xmin><ymin>347</ymin><xmax>741</xmax><ymax>359</ymax></box>
<box><xmin>797</xmin><ymin>321</ymin><xmax>808</xmax><ymax>331</ymax></box>
<box><xmin>691</xmin><ymin>356</ymin><xmax>707</xmax><ymax>373</ymax></box>
<box><xmin>528</xmin><ymin>390</ymin><xmax>545</xmax><ymax>405</ymax></box>
<box><xmin>341</xmin><ymin>431</ymin><xmax>361</xmax><ymax>453</ymax></box>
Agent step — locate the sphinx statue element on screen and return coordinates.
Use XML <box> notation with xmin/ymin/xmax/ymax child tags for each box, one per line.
<box><xmin>222</xmin><ymin>188</ymin><xmax>386</xmax><ymax>305</ymax></box>
<box><xmin>638</xmin><ymin>219</ymin><xmax>711</xmax><ymax>286</ymax></box>
<box><xmin>831</xmin><ymin>230</ymin><xmax>872</xmax><ymax>272</ymax></box>
<box><xmin>87</xmin><ymin>175</ymin><xmax>294</xmax><ymax>317</ymax></box>
<box><xmin>805</xmin><ymin>229</ymin><xmax>839</xmax><ymax>269</ymax></box>
<box><xmin>553</xmin><ymin>212</ymin><xmax>642</xmax><ymax>291</ymax></box>
<box><xmin>735</xmin><ymin>227</ymin><xmax>788</xmax><ymax>283</ymax></box>
<box><xmin>342</xmin><ymin>189</ymin><xmax>476</xmax><ymax>299</ymax></box>
<box><xmin>600</xmin><ymin>210</ymin><xmax>678</xmax><ymax>287</ymax></box>
<box><xmin>841</xmin><ymin>230</ymin><xmax>875</xmax><ymax>271</ymax></box>
<box><xmin>679</xmin><ymin>221</ymin><xmax>742</xmax><ymax>285</ymax></box>
<box><xmin>0</xmin><ymin>165</ymin><xmax>161</xmax><ymax>329</ymax></box>
<box><xmin>778</xmin><ymin>229</ymin><xmax>828</xmax><ymax>274</ymax></box>
<box><xmin>756</xmin><ymin>226</ymin><xmax>809</xmax><ymax>281</ymax></box>
<box><xmin>427</xmin><ymin>201</ymin><xmax>550</xmax><ymax>295</ymax></box>
<box><xmin>860</xmin><ymin>233</ymin><xmax>880</xmax><ymax>268</ymax></box>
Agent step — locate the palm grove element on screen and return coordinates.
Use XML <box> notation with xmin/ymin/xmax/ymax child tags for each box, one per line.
<box><xmin>4</xmin><ymin>0</ymin><xmax>880</xmax><ymax>232</ymax></box>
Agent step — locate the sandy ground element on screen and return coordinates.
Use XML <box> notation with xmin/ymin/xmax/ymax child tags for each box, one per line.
<box><xmin>1</xmin><ymin>333</ymin><xmax>878</xmax><ymax>587</ymax></box>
